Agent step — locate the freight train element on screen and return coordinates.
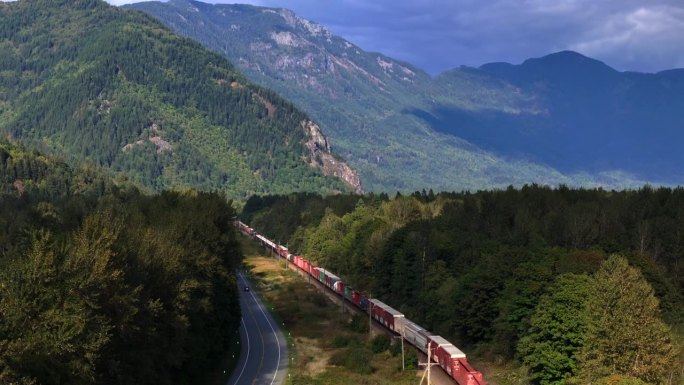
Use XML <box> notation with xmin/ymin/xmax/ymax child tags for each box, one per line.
<box><xmin>237</xmin><ymin>221</ymin><xmax>486</xmax><ymax>385</ymax></box>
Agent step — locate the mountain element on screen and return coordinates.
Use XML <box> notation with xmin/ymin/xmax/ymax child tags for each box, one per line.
<box><xmin>0</xmin><ymin>0</ymin><xmax>360</xmax><ymax>199</ymax></box>
<box><xmin>128</xmin><ymin>0</ymin><xmax>613</xmax><ymax>192</ymax></box>
<box><xmin>129</xmin><ymin>0</ymin><xmax>684</xmax><ymax>190</ymax></box>
<box><xmin>463</xmin><ymin>51</ymin><xmax>684</xmax><ymax>178</ymax></box>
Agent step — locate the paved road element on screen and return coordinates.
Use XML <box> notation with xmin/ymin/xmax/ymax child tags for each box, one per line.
<box><xmin>226</xmin><ymin>272</ymin><xmax>289</xmax><ymax>385</ymax></box>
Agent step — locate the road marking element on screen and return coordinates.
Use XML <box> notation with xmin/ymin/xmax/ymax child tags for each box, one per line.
<box><xmin>239</xmin><ymin>275</ymin><xmax>266</xmax><ymax>385</ymax></box>
<box><xmin>230</xmin><ymin>318</ymin><xmax>250</xmax><ymax>385</ymax></box>
<box><xmin>239</xmin><ymin>272</ymin><xmax>284</xmax><ymax>385</ymax></box>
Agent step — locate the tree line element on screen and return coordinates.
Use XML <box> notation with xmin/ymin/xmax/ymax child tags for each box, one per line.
<box><xmin>243</xmin><ymin>187</ymin><xmax>683</xmax><ymax>385</ymax></box>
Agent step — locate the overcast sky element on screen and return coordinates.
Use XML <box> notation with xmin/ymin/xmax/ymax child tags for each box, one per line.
<box><xmin>105</xmin><ymin>0</ymin><xmax>684</xmax><ymax>74</ymax></box>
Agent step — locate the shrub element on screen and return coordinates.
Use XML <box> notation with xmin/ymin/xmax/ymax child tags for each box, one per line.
<box><xmin>389</xmin><ymin>341</ymin><xmax>402</xmax><ymax>357</ymax></box>
<box><xmin>403</xmin><ymin>348</ymin><xmax>418</xmax><ymax>370</ymax></box>
<box><xmin>332</xmin><ymin>335</ymin><xmax>351</xmax><ymax>348</ymax></box>
<box><xmin>371</xmin><ymin>334</ymin><xmax>390</xmax><ymax>354</ymax></box>
<box><xmin>330</xmin><ymin>346</ymin><xmax>373</xmax><ymax>374</ymax></box>
<box><xmin>348</xmin><ymin>314</ymin><xmax>369</xmax><ymax>333</ymax></box>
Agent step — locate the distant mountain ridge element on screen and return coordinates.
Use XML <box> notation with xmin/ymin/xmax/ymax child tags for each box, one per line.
<box><xmin>0</xmin><ymin>0</ymin><xmax>360</xmax><ymax>198</ymax></box>
<box><xmin>131</xmin><ymin>0</ymin><xmax>637</xmax><ymax>192</ymax></box>
<box><xmin>459</xmin><ymin>50</ymin><xmax>684</xmax><ymax>177</ymax></box>
<box><xmin>130</xmin><ymin>0</ymin><xmax>684</xmax><ymax>190</ymax></box>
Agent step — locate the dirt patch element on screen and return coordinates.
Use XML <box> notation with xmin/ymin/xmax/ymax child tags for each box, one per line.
<box><xmin>294</xmin><ymin>337</ymin><xmax>330</xmax><ymax>376</ymax></box>
<box><xmin>253</xmin><ymin>94</ymin><xmax>276</xmax><ymax>118</ymax></box>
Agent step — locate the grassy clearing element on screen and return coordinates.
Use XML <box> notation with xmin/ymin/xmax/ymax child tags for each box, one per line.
<box><xmin>240</xmin><ymin>239</ymin><xmax>418</xmax><ymax>385</ymax></box>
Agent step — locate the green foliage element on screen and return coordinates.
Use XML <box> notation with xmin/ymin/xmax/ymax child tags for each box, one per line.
<box><xmin>389</xmin><ymin>341</ymin><xmax>402</xmax><ymax>357</ymax></box>
<box><xmin>403</xmin><ymin>347</ymin><xmax>418</xmax><ymax>370</ymax></box>
<box><xmin>331</xmin><ymin>335</ymin><xmax>352</xmax><ymax>348</ymax></box>
<box><xmin>245</xmin><ymin>185</ymin><xmax>684</xmax><ymax>384</ymax></box>
<box><xmin>575</xmin><ymin>256</ymin><xmax>679</xmax><ymax>384</ymax></box>
<box><xmin>0</xmin><ymin>154</ymin><xmax>243</xmax><ymax>384</ymax></box>
<box><xmin>348</xmin><ymin>314</ymin><xmax>370</xmax><ymax>334</ymax></box>
<box><xmin>517</xmin><ymin>274</ymin><xmax>592</xmax><ymax>385</ymax></box>
<box><xmin>371</xmin><ymin>334</ymin><xmax>391</xmax><ymax>354</ymax></box>
<box><xmin>329</xmin><ymin>345</ymin><xmax>373</xmax><ymax>374</ymax></box>
<box><xmin>595</xmin><ymin>375</ymin><xmax>648</xmax><ymax>385</ymax></box>
<box><xmin>0</xmin><ymin>0</ymin><xmax>349</xmax><ymax>198</ymax></box>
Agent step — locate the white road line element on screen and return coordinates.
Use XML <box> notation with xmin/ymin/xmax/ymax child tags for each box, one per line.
<box><xmin>231</xmin><ymin>318</ymin><xmax>251</xmax><ymax>384</ymax></box>
<box><xmin>239</xmin><ymin>273</ymin><xmax>283</xmax><ymax>385</ymax></box>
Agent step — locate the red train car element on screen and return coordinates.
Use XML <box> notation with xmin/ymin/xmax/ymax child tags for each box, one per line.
<box><xmin>427</xmin><ymin>335</ymin><xmax>485</xmax><ymax>384</ymax></box>
<box><xmin>369</xmin><ymin>299</ymin><xmax>404</xmax><ymax>332</ymax></box>
<box><xmin>454</xmin><ymin>358</ymin><xmax>486</xmax><ymax>385</ymax></box>
<box><xmin>333</xmin><ymin>280</ymin><xmax>345</xmax><ymax>295</ymax></box>
<box><xmin>237</xmin><ymin>222</ymin><xmax>254</xmax><ymax>237</ymax></box>
<box><xmin>276</xmin><ymin>246</ymin><xmax>288</xmax><ymax>258</ymax></box>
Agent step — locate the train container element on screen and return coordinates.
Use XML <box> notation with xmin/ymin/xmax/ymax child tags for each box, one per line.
<box><xmin>427</xmin><ymin>335</ymin><xmax>452</xmax><ymax>351</ymax></box>
<box><xmin>326</xmin><ymin>271</ymin><xmax>341</xmax><ymax>291</ymax></box>
<box><xmin>333</xmin><ymin>280</ymin><xmax>345</xmax><ymax>295</ymax></box>
<box><xmin>397</xmin><ymin>319</ymin><xmax>430</xmax><ymax>354</ymax></box>
<box><xmin>369</xmin><ymin>299</ymin><xmax>404</xmax><ymax>332</ymax></box>
<box><xmin>256</xmin><ymin>234</ymin><xmax>275</xmax><ymax>250</ymax></box>
<box><xmin>427</xmin><ymin>336</ymin><xmax>469</xmax><ymax>377</ymax></box>
<box><xmin>453</xmin><ymin>358</ymin><xmax>486</xmax><ymax>385</ymax></box>
<box><xmin>317</xmin><ymin>268</ymin><xmax>337</xmax><ymax>290</ymax></box>
<box><xmin>351</xmin><ymin>290</ymin><xmax>363</xmax><ymax>306</ymax></box>
<box><xmin>343</xmin><ymin>285</ymin><xmax>353</xmax><ymax>301</ymax></box>
<box><xmin>438</xmin><ymin>345</ymin><xmax>466</xmax><ymax>377</ymax></box>
<box><xmin>237</xmin><ymin>222</ymin><xmax>254</xmax><ymax>237</ymax></box>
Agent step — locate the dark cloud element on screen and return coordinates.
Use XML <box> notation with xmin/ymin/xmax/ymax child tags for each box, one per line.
<box><xmin>107</xmin><ymin>0</ymin><xmax>684</xmax><ymax>74</ymax></box>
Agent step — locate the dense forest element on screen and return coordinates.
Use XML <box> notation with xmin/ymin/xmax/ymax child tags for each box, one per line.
<box><xmin>243</xmin><ymin>187</ymin><xmax>683</xmax><ymax>384</ymax></box>
<box><xmin>0</xmin><ymin>139</ymin><xmax>243</xmax><ymax>385</ymax></box>
<box><xmin>0</xmin><ymin>0</ymin><xmax>350</xmax><ymax>198</ymax></box>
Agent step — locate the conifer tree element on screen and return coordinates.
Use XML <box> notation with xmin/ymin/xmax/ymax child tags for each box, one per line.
<box><xmin>518</xmin><ymin>273</ymin><xmax>592</xmax><ymax>385</ymax></box>
<box><xmin>576</xmin><ymin>255</ymin><xmax>678</xmax><ymax>384</ymax></box>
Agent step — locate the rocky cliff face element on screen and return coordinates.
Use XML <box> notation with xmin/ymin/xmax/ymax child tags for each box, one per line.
<box><xmin>301</xmin><ymin>120</ymin><xmax>362</xmax><ymax>193</ymax></box>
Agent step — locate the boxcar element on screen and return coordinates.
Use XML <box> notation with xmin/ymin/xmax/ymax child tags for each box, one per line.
<box><xmin>397</xmin><ymin>319</ymin><xmax>430</xmax><ymax>354</ymax></box>
<box><xmin>344</xmin><ymin>286</ymin><xmax>353</xmax><ymax>301</ymax></box>
<box><xmin>369</xmin><ymin>299</ymin><xmax>404</xmax><ymax>332</ymax></box>
<box><xmin>427</xmin><ymin>336</ymin><xmax>467</xmax><ymax>377</ymax></box>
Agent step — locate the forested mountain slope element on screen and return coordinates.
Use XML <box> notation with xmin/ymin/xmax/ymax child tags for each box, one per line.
<box><xmin>0</xmin><ymin>139</ymin><xmax>243</xmax><ymax>384</ymax></box>
<box><xmin>128</xmin><ymin>0</ymin><xmax>614</xmax><ymax>192</ymax></box>
<box><xmin>0</xmin><ymin>0</ymin><xmax>359</xmax><ymax>198</ymax></box>
<box><xmin>128</xmin><ymin>0</ymin><xmax>680</xmax><ymax>192</ymax></box>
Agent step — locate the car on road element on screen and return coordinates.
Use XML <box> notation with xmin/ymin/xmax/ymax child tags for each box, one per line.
<box><xmin>244</xmin><ymin>286</ymin><xmax>250</xmax><ymax>292</ymax></box>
